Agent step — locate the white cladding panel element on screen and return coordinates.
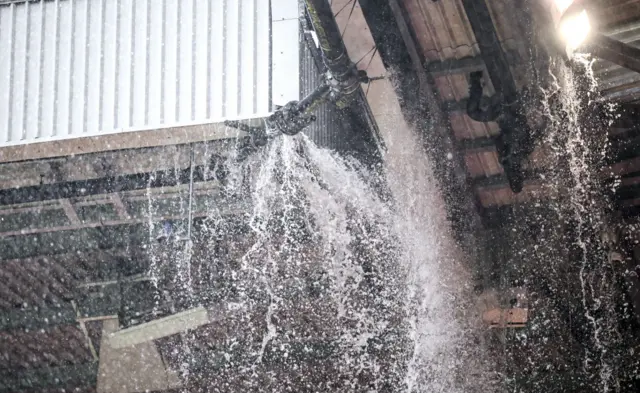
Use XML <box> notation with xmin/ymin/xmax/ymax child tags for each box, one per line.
<box><xmin>0</xmin><ymin>0</ymin><xmax>299</xmax><ymax>146</ymax></box>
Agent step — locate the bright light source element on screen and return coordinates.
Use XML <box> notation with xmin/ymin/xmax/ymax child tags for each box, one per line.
<box><xmin>559</xmin><ymin>9</ymin><xmax>591</xmax><ymax>52</ymax></box>
<box><xmin>554</xmin><ymin>0</ymin><xmax>574</xmax><ymax>14</ymax></box>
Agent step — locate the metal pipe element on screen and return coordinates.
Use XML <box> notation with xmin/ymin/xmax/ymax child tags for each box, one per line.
<box><xmin>297</xmin><ymin>83</ymin><xmax>331</xmax><ymax>114</ymax></box>
<box><xmin>459</xmin><ymin>0</ymin><xmax>518</xmax><ymax>99</ymax></box>
<box><xmin>224</xmin><ymin>1</ymin><xmax>358</xmax><ymax>137</ymax></box>
<box><xmin>304</xmin><ymin>0</ymin><xmax>351</xmax><ymax>81</ymax></box>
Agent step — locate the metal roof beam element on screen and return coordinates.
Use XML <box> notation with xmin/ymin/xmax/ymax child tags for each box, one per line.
<box><xmin>608</xmin><ymin>135</ymin><xmax>640</xmax><ymax>164</ymax></box>
<box><xmin>0</xmin><ymin>162</ymin><xmax>213</xmax><ymax>206</ymax></box>
<box><xmin>460</xmin><ymin>134</ymin><xmax>640</xmax><ymax>164</ymax></box>
<box><xmin>0</xmin><ymin>183</ymin><xmax>246</xmax><ymax>238</ymax></box>
<box><xmin>0</xmin><ymin>225</ymin><xmax>251</xmax><ymax>332</ymax></box>
<box><xmin>0</xmin><ymin>274</ymin><xmax>200</xmax><ymax>332</ymax></box>
<box><xmin>425</xmin><ymin>49</ymin><xmax>521</xmax><ymax>79</ymax></box>
<box><xmin>0</xmin><ymin>210</ymin><xmax>249</xmax><ymax>260</ymax></box>
<box><xmin>109</xmin><ymin>193</ymin><xmax>131</xmax><ymax>220</ymax></box>
<box><xmin>618</xmin><ymin>204</ymin><xmax>640</xmax><ymax>218</ymax></box>
<box><xmin>0</xmin><ymin>280</ymin><xmax>130</xmax><ymax>332</ymax></box>
<box><xmin>459</xmin><ymin>0</ymin><xmax>518</xmax><ymax>98</ymax></box>
<box><xmin>0</xmin><ymin>0</ymin><xmax>37</xmax><ymax>5</ymax></box>
<box><xmin>0</xmin><ymin>276</ymin><xmax>189</xmax><ymax>333</ymax></box>
<box><xmin>59</xmin><ymin>199</ymin><xmax>82</xmax><ymax>225</ymax></box>
<box><xmin>589</xmin><ymin>33</ymin><xmax>640</xmax><ymax>75</ymax></box>
<box><xmin>441</xmin><ymin>96</ymin><xmax>516</xmax><ymax>114</ymax></box>
<box><xmin>460</xmin><ymin>137</ymin><xmax>497</xmax><ymax>153</ymax></box>
<box><xmin>614</xmin><ymin>180</ymin><xmax>640</xmax><ymax>202</ymax></box>
<box><xmin>473</xmin><ymin>171</ymin><xmax>542</xmax><ymax>189</ymax></box>
<box><xmin>0</xmin><ymin>200</ymin><xmax>244</xmax><ymax>238</ymax></box>
<box><xmin>426</xmin><ymin>56</ymin><xmax>485</xmax><ymax>77</ymax></box>
<box><xmin>0</xmin><ymin>138</ymin><xmax>230</xmax><ymax>192</ymax></box>
<box><xmin>1</xmin><ymin>223</ymin><xmax>148</xmax><ymax>260</ymax></box>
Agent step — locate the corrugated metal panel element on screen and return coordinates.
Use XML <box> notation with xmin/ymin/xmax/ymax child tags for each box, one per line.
<box><xmin>271</xmin><ymin>0</ymin><xmax>300</xmax><ymax>107</ymax></box>
<box><xmin>581</xmin><ymin>1</ymin><xmax>640</xmax><ymax>103</ymax></box>
<box><xmin>591</xmin><ymin>0</ymin><xmax>640</xmax><ymax>30</ymax></box>
<box><xmin>476</xmin><ymin>183</ymin><xmax>546</xmax><ymax>207</ymax></box>
<box><xmin>299</xmin><ymin>30</ymin><xmax>346</xmax><ymax>150</ymax></box>
<box><xmin>0</xmin><ymin>0</ymin><xmax>282</xmax><ymax>146</ymax></box>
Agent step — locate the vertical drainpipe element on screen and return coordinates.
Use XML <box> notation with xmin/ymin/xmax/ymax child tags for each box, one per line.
<box><xmin>303</xmin><ymin>0</ymin><xmax>351</xmax><ymax>78</ymax></box>
<box><xmin>303</xmin><ymin>0</ymin><xmax>358</xmax><ymax>108</ymax></box>
<box><xmin>461</xmin><ymin>0</ymin><xmax>539</xmax><ymax>194</ymax></box>
<box><xmin>459</xmin><ymin>0</ymin><xmax>518</xmax><ymax>100</ymax></box>
<box><xmin>300</xmin><ymin>0</ymin><xmax>384</xmax><ymax>174</ymax></box>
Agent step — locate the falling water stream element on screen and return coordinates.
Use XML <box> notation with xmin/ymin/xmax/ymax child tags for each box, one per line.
<box><xmin>137</xmin><ymin>55</ymin><xmax>631</xmax><ymax>392</ymax></box>
<box><xmin>556</xmin><ymin>57</ymin><xmax>611</xmax><ymax>389</ymax></box>
<box><xmin>538</xmin><ymin>55</ymin><xmax>621</xmax><ymax>392</ymax></box>
<box><xmin>142</xmin><ymin>111</ymin><xmax>495</xmax><ymax>392</ymax></box>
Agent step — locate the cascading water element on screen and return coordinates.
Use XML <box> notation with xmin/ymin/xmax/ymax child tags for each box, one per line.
<box><xmin>144</xmin><ymin>119</ymin><xmax>495</xmax><ymax>392</ymax></box>
<box><xmin>136</xmin><ymin>55</ymin><xmax>633</xmax><ymax>393</ymax></box>
<box><xmin>535</xmin><ymin>54</ymin><xmax>622</xmax><ymax>392</ymax></box>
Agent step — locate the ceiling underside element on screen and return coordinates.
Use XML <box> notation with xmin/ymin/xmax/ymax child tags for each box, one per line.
<box><xmin>390</xmin><ymin>2</ymin><xmax>640</xmax><ymax>391</ymax></box>
<box><xmin>400</xmin><ymin>0</ymin><xmax>640</xmax><ymax>216</ymax></box>
<box><xmin>592</xmin><ymin>0</ymin><xmax>640</xmax><ymax>102</ymax></box>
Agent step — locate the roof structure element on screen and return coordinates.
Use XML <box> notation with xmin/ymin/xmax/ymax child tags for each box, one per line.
<box><xmin>3</xmin><ymin>0</ymin><xmax>640</xmax><ymax>392</ymax></box>
<box><xmin>592</xmin><ymin>0</ymin><xmax>640</xmax><ymax>104</ymax></box>
<box><xmin>0</xmin><ymin>3</ymin><xmax>382</xmax><ymax>391</ymax></box>
<box><xmin>373</xmin><ymin>0</ymin><xmax>640</xmax><ymax>223</ymax></box>
<box><xmin>358</xmin><ymin>1</ymin><xmax>640</xmax><ymax>391</ymax></box>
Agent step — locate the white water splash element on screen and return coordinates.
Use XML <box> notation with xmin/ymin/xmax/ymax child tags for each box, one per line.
<box><xmin>542</xmin><ymin>54</ymin><xmax>617</xmax><ymax>392</ymax></box>
<box><xmin>145</xmin><ymin>121</ymin><xmax>487</xmax><ymax>391</ymax></box>
<box><xmin>377</xmin><ymin>108</ymin><xmax>479</xmax><ymax>393</ymax></box>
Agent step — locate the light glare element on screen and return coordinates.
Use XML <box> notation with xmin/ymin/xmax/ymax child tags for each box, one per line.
<box><xmin>554</xmin><ymin>0</ymin><xmax>574</xmax><ymax>14</ymax></box>
<box><xmin>559</xmin><ymin>9</ymin><xmax>591</xmax><ymax>52</ymax></box>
